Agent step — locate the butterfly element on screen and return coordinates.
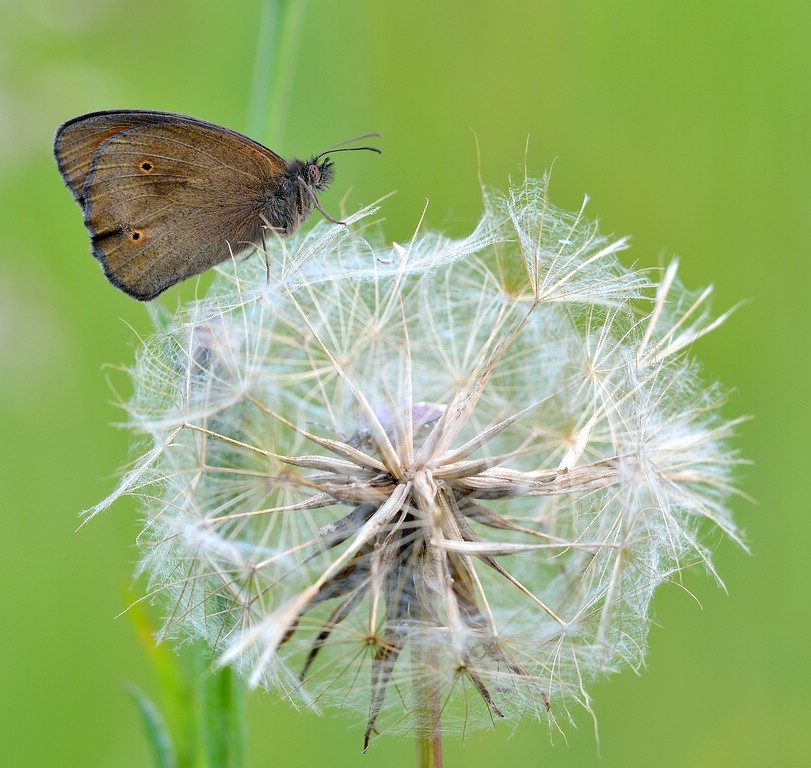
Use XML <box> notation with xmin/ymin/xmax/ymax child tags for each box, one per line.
<box><xmin>54</xmin><ymin>110</ymin><xmax>379</xmax><ymax>300</ymax></box>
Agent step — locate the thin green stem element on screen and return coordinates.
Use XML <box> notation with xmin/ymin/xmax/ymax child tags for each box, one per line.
<box><xmin>201</xmin><ymin>662</ymin><xmax>247</xmax><ymax>768</ymax></box>
<box><xmin>412</xmin><ymin>638</ymin><xmax>443</xmax><ymax>768</ymax></box>
<box><xmin>246</xmin><ymin>0</ymin><xmax>311</xmax><ymax>145</ymax></box>
<box><xmin>414</xmin><ymin>728</ymin><xmax>443</xmax><ymax>768</ymax></box>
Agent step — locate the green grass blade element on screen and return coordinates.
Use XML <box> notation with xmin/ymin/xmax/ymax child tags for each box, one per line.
<box><xmin>125</xmin><ymin>682</ymin><xmax>178</xmax><ymax>768</ymax></box>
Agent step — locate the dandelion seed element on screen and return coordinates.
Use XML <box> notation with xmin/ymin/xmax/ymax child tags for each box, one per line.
<box><xmin>99</xmin><ymin>175</ymin><xmax>741</xmax><ymax>753</ymax></box>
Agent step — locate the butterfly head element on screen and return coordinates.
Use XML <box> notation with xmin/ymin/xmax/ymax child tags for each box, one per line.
<box><xmin>286</xmin><ymin>136</ymin><xmax>381</xmax><ymax>228</ymax></box>
<box><xmin>288</xmin><ymin>156</ymin><xmax>334</xmax><ymax>194</ymax></box>
<box><xmin>303</xmin><ymin>156</ymin><xmax>335</xmax><ymax>191</ymax></box>
<box><xmin>282</xmin><ymin>156</ymin><xmax>338</xmax><ymax>227</ymax></box>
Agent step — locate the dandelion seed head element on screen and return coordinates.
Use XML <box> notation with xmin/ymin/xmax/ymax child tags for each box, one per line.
<box><xmin>105</xmin><ymin>175</ymin><xmax>741</xmax><ymax>741</ymax></box>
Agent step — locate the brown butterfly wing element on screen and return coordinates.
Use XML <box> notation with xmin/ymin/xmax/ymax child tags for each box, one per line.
<box><xmin>55</xmin><ymin>112</ymin><xmax>211</xmax><ymax>207</ymax></box>
<box><xmin>60</xmin><ymin>114</ymin><xmax>289</xmax><ymax>299</ymax></box>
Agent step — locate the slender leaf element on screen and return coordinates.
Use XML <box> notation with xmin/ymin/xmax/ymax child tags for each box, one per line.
<box><xmin>126</xmin><ymin>682</ymin><xmax>177</xmax><ymax>768</ymax></box>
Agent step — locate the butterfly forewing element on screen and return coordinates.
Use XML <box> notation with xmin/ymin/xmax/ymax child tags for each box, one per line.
<box><xmin>56</xmin><ymin>112</ymin><xmax>290</xmax><ymax>299</ymax></box>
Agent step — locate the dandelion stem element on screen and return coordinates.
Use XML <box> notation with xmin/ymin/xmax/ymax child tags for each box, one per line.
<box><xmin>412</xmin><ymin>636</ymin><xmax>443</xmax><ymax>768</ymax></box>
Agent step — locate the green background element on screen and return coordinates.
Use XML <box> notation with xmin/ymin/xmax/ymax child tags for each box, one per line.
<box><xmin>1</xmin><ymin>1</ymin><xmax>807</xmax><ymax>765</ymax></box>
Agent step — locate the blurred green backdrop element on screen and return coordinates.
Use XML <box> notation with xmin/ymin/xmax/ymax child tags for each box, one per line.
<box><xmin>1</xmin><ymin>1</ymin><xmax>807</xmax><ymax>766</ymax></box>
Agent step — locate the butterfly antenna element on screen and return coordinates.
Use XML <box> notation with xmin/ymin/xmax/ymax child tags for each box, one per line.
<box><xmin>314</xmin><ymin>133</ymin><xmax>382</xmax><ymax>162</ymax></box>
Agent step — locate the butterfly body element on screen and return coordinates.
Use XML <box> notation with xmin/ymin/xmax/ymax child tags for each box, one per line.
<box><xmin>54</xmin><ymin>110</ymin><xmax>341</xmax><ymax>300</ymax></box>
